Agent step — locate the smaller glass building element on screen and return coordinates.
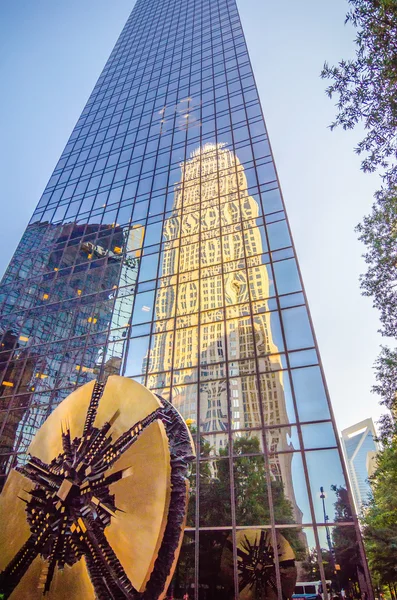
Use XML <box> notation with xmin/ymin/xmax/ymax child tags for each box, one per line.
<box><xmin>341</xmin><ymin>419</ymin><xmax>378</xmax><ymax>512</ymax></box>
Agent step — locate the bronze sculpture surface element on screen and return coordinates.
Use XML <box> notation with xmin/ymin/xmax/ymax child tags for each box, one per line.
<box><xmin>0</xmin><ymin>376</ymin><xmax>194</xmax><ymax>599</ymax></box>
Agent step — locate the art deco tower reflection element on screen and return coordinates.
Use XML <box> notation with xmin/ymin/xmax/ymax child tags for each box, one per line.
<box><xmin>147</xmin><ymin>144</ymin><xmax>302</xmax><ymax>521</ymax></box>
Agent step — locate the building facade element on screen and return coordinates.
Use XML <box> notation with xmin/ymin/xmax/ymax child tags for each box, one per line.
<box><xmin>341</xmin><ymin>419</ymin><xmax>378</xmax><ymax>513</ymax></box>
<box><xmin>0</xmin><ymin>0</ymin><xmax>372</xmax><ymax>598</ymax></box>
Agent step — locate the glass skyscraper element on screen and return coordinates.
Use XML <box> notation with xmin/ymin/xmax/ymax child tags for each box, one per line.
<box><xmin>341</xmin><ymin>419</ymin><xmax>378</xmax><ymax>513</ymax></box>
<box><xmin>0</xmin><ymin>0</ymin><xmax>372</xmax><ymax>598</ymax></box>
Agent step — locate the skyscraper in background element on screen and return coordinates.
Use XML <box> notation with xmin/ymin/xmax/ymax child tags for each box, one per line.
<box><xmin>0</xmin><ymin>0</ymin><xmax>372</xmax><ymax>598</ymax></box>
<box><xmin>341</xmin><ymin>419</ymin><xmax>378</xmax><ymax>512</ymax></box>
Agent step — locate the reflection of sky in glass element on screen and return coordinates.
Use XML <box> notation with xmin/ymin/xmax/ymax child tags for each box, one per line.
<box><xmin>266</xmin><ymin>425</ymin><xmax>300</xmax><ymax>452</ymax></box>
<box><xmin>273</xmin><ymin>258</ymin><xmax>302</xmax><ymax>295</ymax></box>
<box><xmin>282</xmin><ymin>306</ymin><xmax>315</xmax><ymax>351</ymax></box>
<box><xmin>274</xmin><ymin>371</ymin><xmax>297</xmax><ymax>425</ymax></box>
<box><xmin>287</xmin><ymin>427</ymin><xmax>300</xmax><ymax>450</ymax></box>
<box><xmin>267</xmin><ymin>220</ymin><xmax>291</xmax><ymax>250</ymax></box>
<box><xmin>306</xmin><ymin>449</ymin><xmax>348</xmax><ymax>523</ymax></box>
<box><xmin>143</xmin><ymin>221</ymin><xmax>162</xmax><ymax>247</ymax></box>
<box><xmin>279</xmin><ymin>292</ymin><xmax>305</xmax><ymax>309</ymax></box>
<box><xmin>289</xmin><ymin>349</ymin><xmax>318</xmax><ymax>368</ymax></box>
<box><xmin>289</xmin><ymin>452</ymin><xmax>311</xmax><ymax>524</ymax></box>
<box><xmin>124</xmin><ymin>335</ymin><xmax>149</xmax><ymax>377</ymax></box>
<box><xmin>138</xmin><ymin>254</ymin><xmax>159</xmax><ymax>282</ymax></box>
<box><xmin>302</xmin><ymin>422</ymin><xmax>336</xmax><ymax>449</ymax></box>
<box><xmin>131</xmin><ymin>290</ymin><xmax>155</xmax><ymax>325</ymax></box>
<box><xmin>292</xmin><ymin>367</ymin><xmax>330</xmax><ymax>422</ymax></box>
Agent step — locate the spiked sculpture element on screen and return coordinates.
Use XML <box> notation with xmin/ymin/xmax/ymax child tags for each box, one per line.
<box><xmin>0</xmin><ymin>376</ymin><xmax>195</xmax><ymax>599</ymax></box>
<box><xmin>221</xmin><ymin>530</ymin><xmax>297</xmax><ymax>600</ymax></box>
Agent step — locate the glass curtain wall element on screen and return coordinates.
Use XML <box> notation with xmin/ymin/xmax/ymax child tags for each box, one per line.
<box><xmin>0</xmin><ymin>0</ymin><xmax>371</xmax><ymax>598</ymax></box>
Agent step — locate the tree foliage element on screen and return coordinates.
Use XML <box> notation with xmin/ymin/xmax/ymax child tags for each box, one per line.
<box><xmin>355</xmin><ymin>188</ymin><xmax>397</xmax><ymax>438</ymax></box>
<box><xmin>356</xmin><ymin>188</ymin><xmax>397</xmax><ymax>338</ymax></box>
<box><xmin>322</xmin><ymin>2</ymin><xmax>397</xmax><ymax>425</ymax></box>
<box><xmin>362</xmin><ymin>425</ymin><xmax>397</xmax><ymax>588</ymax></box>
<box><xmin>372</xmin><ymin>345</ymin><xmax>397</xmax><ymax>417</ymax></box>
<box><xmin>300</xmin><ymin>548</ymin><xmax>334</xmax><ymax>582</ymax></box>
<box><xmin>331</xmin><ymin>485</ymin><xmax>364</xmax><ymax>591</ymax></box>
<box><xmin>188</xmin><ymin>436</ymin><xmax>300</xmax><ymax>529</ymax></box>
<box><xmin>298</xmin><ymin>486</ymin><xmax>363</xmax><ymax>593</ymax></box>
<box><xmin>321</xmin><ymin>0</ymin><xmax>397</xmax><ymax>185</ymax></box>
<box><xmin>323</xmin><ymin>1</ymin><xmax>397</xmax><ymax>589</ymax></box>
<box><xmin>181</xmin><ymin>435</ymin><xmax>307</xmax><ymax>594</ymax></box>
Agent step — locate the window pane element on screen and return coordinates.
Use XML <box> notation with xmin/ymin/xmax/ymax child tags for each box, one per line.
<box><xmin>305</xmin><ymin>449</ymin><xmax>353</xmax><ymax>523</ymax></box>
<box><xmin>123</xmin><ymin>336</ymin><xmax>149</xmax><ymax>376</ymax></box>
<box><xmin>301</xmin><ymin>422</ymin><xmax>337</xmax><ymax>449</ymax></box>
<box><xmin>267</xmin><ymin>220</ymin><xmax>291</xmax><ymax>250</ymax></box>
<box><xmin>291</xmin><ymin>366</ymin><xmax>330</xmax><ymax>422</ymax></box>
<box><xmin>199</xmin><ymin>459</ymin><xmax>232</xmax><ymax>526</ymax></box>
<box><xmin>273</xmin><ymin>258</ymin><xmax>302</xmax><ymax>296</ymax></box>
<box><xmin>270</xmin><ymin>451</ymin><xmax>312</xmax><ymax>524</ymax></box>
<box><xmin>282</xmin><ymin>306</ymin><xmax>314</xmax><ymax>351</ymax></box>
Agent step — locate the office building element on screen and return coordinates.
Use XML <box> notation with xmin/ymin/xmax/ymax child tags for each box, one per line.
<box><xmin>341</xmin><ymin>418</ymin><xmax>378</xmax><ymax>512</ymax></box>
<box><xmin>0</xmin><ymin>0</ymin><xmax>372</xmax><ymax>597</ymax></box>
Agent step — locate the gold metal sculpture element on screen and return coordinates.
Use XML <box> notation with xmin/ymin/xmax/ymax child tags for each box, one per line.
<box><xmin>221</xmin><ymin>529</ymin><xmax>297</xmax><ymax>599</ymax></box>
<box><xmin>0</xmin><ymin>376</ymin><xmax>195</xmax><ymax>599</ymax></box>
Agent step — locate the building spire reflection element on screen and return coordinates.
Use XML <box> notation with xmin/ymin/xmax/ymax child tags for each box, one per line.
<box><xmin>146</xmin><ymin>143</ymin><xmax>302</xmax><ymax>523</ymax></box>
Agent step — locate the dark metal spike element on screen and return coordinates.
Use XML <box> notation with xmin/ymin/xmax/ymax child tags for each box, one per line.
<box><xmin>0</xmin><ymin>534</ymin><xmax>44</xmax><ymax>597</ymax></box>
<box><xmin>81</xmin><ymin>517</ymin><xmax>139</xmax><ymax>598</ymax></box>
<box><xmin>61</xmin><ymin>426</ymin><xmax>72</xmax><ymax>464</ymax></box>
<box><xmin>83</xmin><ymin>381</ymin><xmax>105</xmax><ymax>437</ymax></box>
<box><xmin>102</xmin><ymin>466</ymin><xmax>134</xmax><ymax>487</ymax></box>
<box><xmin>95</xmin><ymin>408</ymin><xmax>162</xmax><ymax>471</ymax></box>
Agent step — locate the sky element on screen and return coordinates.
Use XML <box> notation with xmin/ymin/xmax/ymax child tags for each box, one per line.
<box><xmin>0</xmin><ymin>0</ymin><xmax>385</xmax><ymax>432</ymax></box>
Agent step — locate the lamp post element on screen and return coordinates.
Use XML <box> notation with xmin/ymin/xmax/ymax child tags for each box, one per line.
<box><xmin>319</xmin><ymin>486</ymin><xmax>342</xmax><ymax>595</ymax></box>
<box><xmin>320</xmin><ymin>486</ymin><xmax>335</xmax><ymax>568</ymax></box>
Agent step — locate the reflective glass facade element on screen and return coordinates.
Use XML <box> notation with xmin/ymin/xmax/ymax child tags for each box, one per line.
<box><xmin>0</xmin><ymin>0</ymin><xmax>372</xmax><ymax>598</ymax></box>
<box><xmin>341</xmin><ymin>419</ymin><xmax>378</xmax><ymax>512</ymax></box>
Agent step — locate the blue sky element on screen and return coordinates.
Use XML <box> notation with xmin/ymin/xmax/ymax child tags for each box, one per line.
<box><xmin>0</xmin><ymin>0</ymin><xmax>383</xmax><ymax>431</ymax></box>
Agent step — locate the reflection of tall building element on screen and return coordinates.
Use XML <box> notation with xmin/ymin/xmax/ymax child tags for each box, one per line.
<box><xmin>103</xmin><ymin>224</ymin><xmax>143</xmax><ymax>375</ymax></box>
<box><xmin>341</xmin><ymin>419</ymin><xmax>378</xmax><ymax>511</ymax></box>
<box><xmin>0</xmin><ymin>331</ymin><xmax>34</xmax><ymax>469</ymax></box>
<box><xmin>0</xmin><ymin>221</ymin><xmax>137</xmax><ymax>477</ymax></box>
<box><xmin>147</xmin><ymin>144</ymin><xmax>301</xmax><ymax>521</ymax></box>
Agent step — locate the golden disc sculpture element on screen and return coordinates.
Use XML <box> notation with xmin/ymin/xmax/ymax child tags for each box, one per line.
<box><xmin>0</xmin><ymin>376</ymin><xmax>195</xmax><ymax>599</ymax></box>
<box><xmin>221</xmin><ymin>529</ymin><xmax>297</xmax><ymax>600</ymax></box>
